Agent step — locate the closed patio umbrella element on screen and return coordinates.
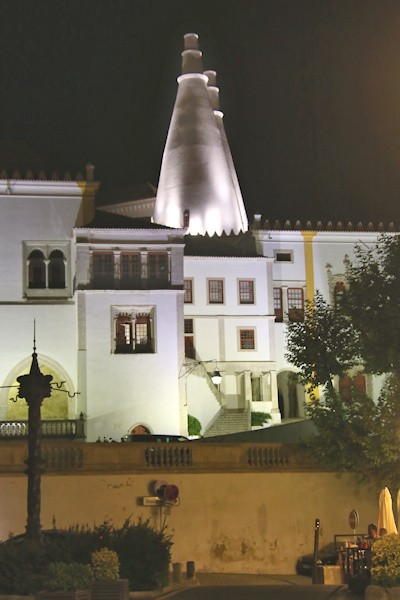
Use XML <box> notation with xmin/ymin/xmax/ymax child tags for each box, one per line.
<box><xmin>378</xmin><ymin>487</ymin><xmax>397</xmax><ymax>535</ymax></box>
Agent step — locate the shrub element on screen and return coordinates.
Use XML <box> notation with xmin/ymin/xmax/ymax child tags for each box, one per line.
<box><xmin>110</xmin><ymin>518</ymin><xmax>172</xmax><ymax>591</ymax></box>
<box><xmin>371</xmin><ymin>533</ymin><xmax>400</xmax><ymax>587</ymax></box>
<box><xmin>0</xmin><ymin>538</ymin><xmax>54</xmax><ymax>594</ymax></box>
<box><xmin>188</xmin><ymin>414</ymin><xmax>202</xmax><ymax>436</ymax></box>
<box><xmin>0</xmin><ymin>518</ymin><xmax>171</xmax><ymax>594</ymax></box>
<box><xmin>251</xmin><ymin>411</ymin><xmax>272</xmax><ymax>426</ymax></box>
<box><xmin>43</xmin><ymin>562</ymin><xmax>93</xmax><ymax>592</ymax></box>
<box><xmin>91</xmin><ymin>547</ymin><xmax>119</xmax><ymax>581</ymax></box>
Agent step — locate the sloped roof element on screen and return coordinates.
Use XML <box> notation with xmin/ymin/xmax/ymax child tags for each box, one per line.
<box><xmin>96</xmin><ymin>182</ymin><xmax>156</xmax><ymax>207</ymax></box>
<box><xmin>84</xmin><ymin>209</ymin><xmax>169</xmax><ymax>230</ymax></box>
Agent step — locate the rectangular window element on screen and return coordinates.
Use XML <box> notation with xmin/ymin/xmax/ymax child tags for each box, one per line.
<box><xmin>287</xmin><ymin>288</ymin><xmax>304</xmax><ymax>321</ymax></box>
<box><xmin>120</xmin><ymin>253</ymin><xmax>141</xmax><ymax>288</ymax></box>
<box><xmin>135</xmin><ymin>313</ymin><xmax>152</xmax><ymax>352</ymax></box>
<box><xmin>274</xmin><ymin>250</ymin><xmax>293</xmax><ymax>262</ymax></box>
<box><xmin>273</xmin><ymin>288</ymin><xmax>283</xmax><ymax>322</ymax></box>
<box><xmin>239</xmin><ymin>280</ymin><xmax>254</xmax><ymax>304</ymax></box>
<box><xmin>184</xmin><ymin>318</ymin><xmax>195</xmax><ymax>359</ymax></box>
<box><xmin>114</xmin><ymin>310</ymin><xmax>154</xmax><ymax>354</ymax></box>
<box><xmin>208</xmin><ymin>279</ymin><xmax>224</xmax><ymax>304</ymax></box>
<box><xmin>92</xmin><ymin>252</ymin><xmax>114</xmax><ymax>288</ymax></box>
<box><xmin>239</xmin><ymin>329</ymin><xmax>255</xmax><ymax>350</ymax></box>
<box><xmin>148</xmin><ymin>253</ymin><xmax>168</xmax><ymax>287</ymax></box>
<box><xmin>115</xmin><ymin>314</ymin><xmax>133</xmax><ymax>353</ymax></box>
<box><xmin>184</xmin><ymin>279</ymin><xmax>193</xmax><ymax>303</ymax></box>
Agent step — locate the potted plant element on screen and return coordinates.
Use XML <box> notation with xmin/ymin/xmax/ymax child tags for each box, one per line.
<box><xmin>90</xmin><ymin>548</ymin><xmax>129</xmax><ymax>600</ymax></box>
<box><xmin>36</xmin><ymin>561</ymin><xmax>93</xmax><ymax>600</ymax></box>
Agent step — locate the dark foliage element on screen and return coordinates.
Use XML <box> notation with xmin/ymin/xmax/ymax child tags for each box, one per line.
<box><xmin>0</xmin><ymin>518</ymin><xmax>172</xmax><ymax>594</ymax></box>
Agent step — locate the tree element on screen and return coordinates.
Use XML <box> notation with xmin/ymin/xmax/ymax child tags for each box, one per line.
<box><xmin>285</xmin><ymin>291</ymin><xmax>359</xmax><ymax>391</ymax></box>
<box><xmin>285</xmin><ymin>234</ymin><xmax>400</xmax><ymax>487</ymax></box>
<box><xmin>344</xmin><ymin>235</ymin><xmax>400</xmax><ymax>375</ymax></box>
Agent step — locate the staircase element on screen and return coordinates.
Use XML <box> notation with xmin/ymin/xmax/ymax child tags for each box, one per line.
<box><xmin>203</xmin><ymin>407</ymin><xmax>251</xmax><ymax>437</ymax></box>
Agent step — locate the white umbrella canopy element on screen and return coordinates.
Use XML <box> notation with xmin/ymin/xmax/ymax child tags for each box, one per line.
<box><xmin>378</xmin><ymin>487</ymin><xmax>398</xmax><ymax>535</ymax></box>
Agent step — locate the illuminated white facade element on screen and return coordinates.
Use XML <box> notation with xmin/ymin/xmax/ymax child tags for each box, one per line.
<box><xmin>0</xmin><ymin>33</ymin><xmax>391</xmax><ymax>441</ymax></box>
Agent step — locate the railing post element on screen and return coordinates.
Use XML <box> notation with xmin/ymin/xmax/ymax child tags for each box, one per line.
<box><xmin>75</xmin><ymin>413</ymin><xmax>86</xmax><ymax>440</ymax></box>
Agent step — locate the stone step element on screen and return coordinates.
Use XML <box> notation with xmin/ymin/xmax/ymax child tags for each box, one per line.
<box><xmin>204</xmin><ymin>408</ymin><xmax>250</xmax><ymax>437</ymax></box>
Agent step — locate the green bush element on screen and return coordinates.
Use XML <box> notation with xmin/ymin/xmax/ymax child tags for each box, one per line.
<box><xmin>91</xmin><ymin>547</ymin><xmax>119</xmax><ymax>581</ymax></box>
<box><xmin>43</xmin><ymin>562</ymin><xmax>93</xmax><ymax>592</ymax></box>
<box><xmin>188</xmin><ymin>414</ymin><xmax>202</xmax><ymax>436</ymax></box>
<box><xmin>251</xmin><ymin>411</ymin><xmax>272</xmax><ymax>426</ymax></box>
<box><xmin>110</xmin><ymin>518</ymin><xmax>172</xmax><ymax>591</ymax></box>
<box><xmin>0</xmin><ymin>518</ymin><xmax>172</xmax><ymax>594</ymax></box>
<box><xmin>0</xmin><ymin>539</ymin><xmax>46</xmax><ymax>594</ymax></box>
<box><xmin>371</xmin><ymin>533</ymin><xmax>400</xmax><ymax>587</ymax></box>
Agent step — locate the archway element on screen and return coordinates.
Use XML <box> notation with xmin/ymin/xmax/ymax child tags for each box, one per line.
<box><xmin>0</xmin><ymin>355</ymin><xmax>75</xmax><ymax>421</ymax></box>
<box><xmin>277</xmin><ymin>370</ymin><xmax>306</xmax><ymax>420</ymax></box>
<box><xmin>130</xmin><ymin>424</ymin><xmax>151</xmax><ymax>435</ymax></box>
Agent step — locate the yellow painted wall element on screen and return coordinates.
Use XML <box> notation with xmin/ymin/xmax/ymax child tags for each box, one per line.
<box><xmin>0</xmin><ymin>470</ymin><xmax>378</xmax><ymax>574</ymax></box>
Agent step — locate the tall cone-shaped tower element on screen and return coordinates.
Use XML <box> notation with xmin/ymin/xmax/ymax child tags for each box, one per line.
<box><xmin>153</xmin><ymin>33</ymin><xmax>248</xmax><ymax>236</ymax></box>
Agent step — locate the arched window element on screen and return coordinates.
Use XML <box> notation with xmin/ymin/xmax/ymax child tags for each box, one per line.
<box><xmin>48</xmin><ymin>249</ymin><xmax>66</xmax><ymax>289</ymax></box>
<box><xmin>28</xmin><ymin>250</ymin><xmax>46</xmax><ymax>288</ymax></box>
<box><xmin>353</xmin><ymin>373</ymin><xmax>366</xmax><ymax>396</ymax></box>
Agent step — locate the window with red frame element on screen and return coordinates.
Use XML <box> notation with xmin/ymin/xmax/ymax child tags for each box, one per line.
<box><xmin>184</xmin><ymin>279</ymin><xmax>193</xmax><ymax>303</ymax></box>
<box><xmin>273</xmin><ymin>287</ymin><xmax>283</xmax><ymax>322</ymax></box>
<box><xmin>208</xmin><ymin>279</ymin><xmax>224</xmax><ymax>304</ymax></box>
<box><xmin>239</xmin><ymin>280</ymin><xmax>254</xmax><ymax>304</ymax></box>
<box><xmin>287</xmin><ymin>288</ymin><xmax>304</xmax><ymax>321</ymax></box>
<box><xmin>92</xmin><ymin>252</ymin><xmax>114</xmax><ymax>288</ymax></box>
<box><xmin>239</xmin><ymin>329</ymin><xmax>255</xmax><ymax>350</ymax></box>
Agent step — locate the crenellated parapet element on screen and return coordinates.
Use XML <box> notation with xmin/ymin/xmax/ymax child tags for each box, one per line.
<box><xmin>0</xmin><ymin>162</ymin><xmax>96</xmax><ymax>183</ymax></box>
<box><xmin>251</xmin><ymin>215</ymin><xmax>398</xmax><ymax>233</ymax></box>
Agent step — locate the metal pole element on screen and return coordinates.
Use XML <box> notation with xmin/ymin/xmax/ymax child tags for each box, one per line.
<box><xmin>312</xmin><ymin>518</ymin><xmax>320</xmax><ymax>584</ymax></box>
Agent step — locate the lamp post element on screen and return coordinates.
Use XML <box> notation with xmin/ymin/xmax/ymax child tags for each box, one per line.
<box><xmin>17</xmin><ymin>339</ymin><xmax>52</xmax><ymax>541</ymax></box>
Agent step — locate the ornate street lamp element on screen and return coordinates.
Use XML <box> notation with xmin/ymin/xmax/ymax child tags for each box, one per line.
<box><xmin>17</xmin><ymin>336</ymin><xmax>52</xmax><ymax>541</ymax></box>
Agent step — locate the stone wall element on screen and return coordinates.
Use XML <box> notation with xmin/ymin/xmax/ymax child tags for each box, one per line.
<box><xmin>0</xmin><ymin>441</ymin><xmax>380</xmax><ymax>574</ymax></box>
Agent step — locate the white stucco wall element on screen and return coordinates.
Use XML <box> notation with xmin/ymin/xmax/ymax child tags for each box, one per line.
<box><xmin>81</xmin><ymin>290</ymin><xmax>185</xmax><ymax>441</ymax></box>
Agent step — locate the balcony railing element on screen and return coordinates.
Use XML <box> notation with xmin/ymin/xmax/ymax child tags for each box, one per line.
<box><xmin>0</xmin><ymin>440</ymin><xmax>319</xmax><ymax>474</ymax></box>
<box><xmin>0</xmin><ymin>419</ymin><xmax>85</xmax><ymax>441</ymax></box>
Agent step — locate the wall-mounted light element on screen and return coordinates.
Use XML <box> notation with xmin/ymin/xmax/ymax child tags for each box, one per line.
<box><xmin>211</xmin><ymin>370</ymin><xmax>222</xmax><ymax>385</ymax></box>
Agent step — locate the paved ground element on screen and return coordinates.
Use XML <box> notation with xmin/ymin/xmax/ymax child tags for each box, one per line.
<box><xmin>133</xmin><ymin>572</ymin><xmax>362</xmax><ymax>600</ymax></box>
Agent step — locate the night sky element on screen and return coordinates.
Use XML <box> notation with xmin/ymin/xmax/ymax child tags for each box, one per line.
<box><xmin>2</xmin><ymin>0</ymin><xmax>400</xmax><ymax>224</ymax></box>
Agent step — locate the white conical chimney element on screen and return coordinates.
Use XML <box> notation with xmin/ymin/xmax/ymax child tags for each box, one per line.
<box><xmin>153</xmin><ymin>34</ymin><xmax>248</xmax><ymax>236</ymax></box>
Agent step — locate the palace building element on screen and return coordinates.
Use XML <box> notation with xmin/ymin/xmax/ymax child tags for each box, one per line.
<box><xmin>0</xmin><ymin>34</ymin><xmax>387</xmax><ymax>441</ymax></box>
